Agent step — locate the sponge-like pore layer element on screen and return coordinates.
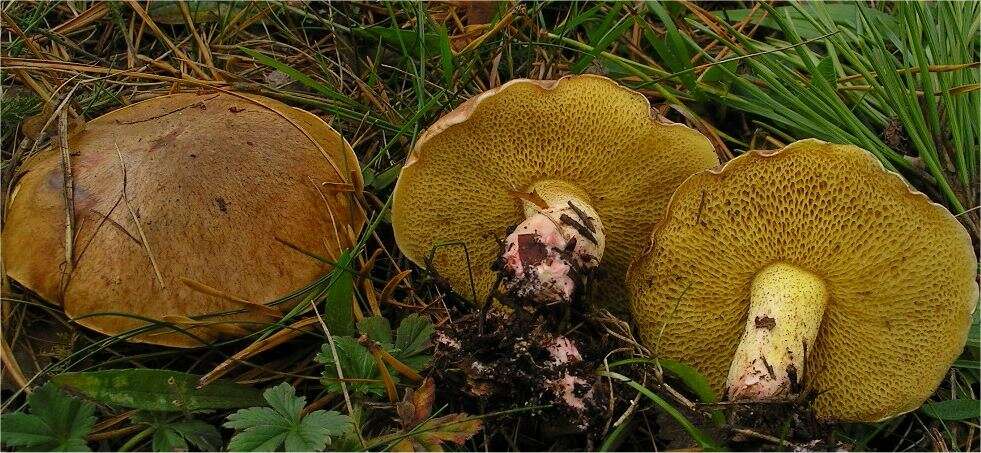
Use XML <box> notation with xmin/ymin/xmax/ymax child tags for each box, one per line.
<box><xmin>628</xmin><ymin>139</ymin><xmax>978</xmax><ymax>422</ymax></box>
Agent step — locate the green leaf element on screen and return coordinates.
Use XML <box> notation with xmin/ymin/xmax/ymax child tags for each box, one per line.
<box><xmin>152</xmin><ymin>426</ymin><xmax>188</xmax><ymax>452</ymax></box>
<box><xmin>394</xmin><ymin>314</ymin><xmax>435</xmax><ymax>371</ymax></box>
<box><xmin>0</xmin><ymin>383</ymin><xmax>95</xmax><ymax>452</ymax></box>
<box><xmin>319</xmin><ymin>314</ymin><xmax>434</xmax><ymax>397</ymax></box>
<box><xmin>52</xmin><ymin>369</ymin><xmax>263</xmax><ymax>412</ymax></box>
<box><xmin>571</xmin><ymin>11</ymin><xmax>633</xmax><ymax>73</ymax></box>
<box><xmin>316</xmin><ymin>336</ymin><xmax>386</xmax><ymax>396</ymax></box>
<box><xmin>1</xmin><ymin>413</ymin><xmax>59</xmax><ymax>448</ymax></box>
<box><xmin>435</xmin><ymin>25</ymin><xmax>455</xmax><ymax>87</ymax></box>
<box><xmin>659</xmin><ymin>359</ymin><xmax>725</xmax><ymax>427</ymax></box>
<box><xmin>920</xmin><ymin>399</ymin><xmax>981</xmax><ymax>421</ymax></box>
<box><xmin>394</xmin><ymin>314</ymin><xmax>435</xmax><ymax>359</ymax></box>
<box><xmin>224</xmin><ymin>383</ymin><xmax>350</xmax><ymax>452</ymax></box>
<box><xmin>358</xmin><ymin>315</ymin><xmax>394</xmax><ymax>347</ymax></box>
<box><xmin>169</xmin><ymin>420</ymin><xmax>221</xmax><ymax>452</ymax></box>
<box><xmin>322</xmin><ymin>251</ymin><xmax>356</xmax><ymax>337</ymax></box>
<box><xmin>134</xmin><ymin>412</ymin><xmax>222</xmax><ymax>452</ymax></box>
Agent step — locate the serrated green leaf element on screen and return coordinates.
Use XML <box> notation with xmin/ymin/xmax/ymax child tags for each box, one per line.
<box><xmin>134</xmin><ymin>412</ymin><xmax>222</xmax><ymax>452</ymax></box>
<box><xmin>224</xmin><ymin>383</ymin><xmax>349</xmax><ymax>452</ymax></box>
<box><xmin>319</xmin><ymin>315</ymin><xmax>434</xmax><ymax>397</ymax></box>
<box><xmin>358</xmin><ymin>315</ymin><xmax>394</xmax><ymax>347</ymax></box>
<box><xmin>394</xmin><ymin>314</ymin><xmax>434</xmax><ymax>372</ymax></box>
<box><xmin>169</xmin><ymin>420</ymin><xmax>221</xmax><ymax>452</ymax></box>
<box><xmin>921</xmin><ymin>399</ymin><xmax>981</xmax><ymax>421</ymax></box>
<box><xmin>264</xmin><ymin>383</ymin><xmax>305</xmax><ymax>425</ymax></box>
<box><xmin>227</xmin><ymin>426</ymin><xmax>288</xmax><ymax>452</ymax></box>
<box><xmin>316</xmin><ymin>336</ymin><xmax>385</xmax><ymax>396</ymax></box>
<box><xmin>152</xmin><ymin>426</ymin><xmax>188</xmax><ymax>453</ymax></box>
<box><xmin>52</xmin><ymin>369</ymin><xmax>263</xmax><ymax>412</ymax></box>
<box><xmin>395</xmin><ymin>314</ymin><xmax>435</xmax><ymax>359</ymax></box>
<box><xmin>0</xmin><ymin>413</ymin><xmax>55</xmax><ymax>447</ymax></box>
<box><xmin>224</xmin><ymin>407</ymin><xmax>284</xmax><ymax>431</ymax></box>
<box><xmin>0</xmin><ymin>383</ymin><xmax>95</xmax><ymax>452</ymax></box>
<box><xmin>297</xmin><ymin>410</ymin><xmax>351</xmax><ymax>447</ymax></box>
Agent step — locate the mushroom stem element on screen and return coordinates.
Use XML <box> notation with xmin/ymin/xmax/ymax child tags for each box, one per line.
<box><xmin>500</xmin><ymin>180</ymin><xmax>606</xmax><ymax>304</ymax></box>
<box><xmin>726</xmin><ymin>262</ymin><xmax>828</xmax><ymax>401</ymax></box>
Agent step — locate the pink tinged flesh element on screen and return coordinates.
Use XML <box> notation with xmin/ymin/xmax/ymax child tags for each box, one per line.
<box><xmin>501</xmin><ymin>203</ymin><xmax>604</xmax><ymax>304</ymax></box>
<box><xmin>548</xmin><ymin>336</ymin><xmax>583</xmax><ymax>365</ymax></box>
<box><xmin>547</xmin><ymin>336</ymin><xmax>592</xmax><ymax>411</ymax></box>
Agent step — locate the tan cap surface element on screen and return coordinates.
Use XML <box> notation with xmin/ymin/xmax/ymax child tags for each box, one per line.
<box><xmin>393</xmin><ymin>75</ymin><xmax>718</xmax><ymax>307</ymax></box>
<box><xmin>3</xmin><ymin>92</ymin><xmax>365</xmax><ymax>347</ymax></box>
<box><xmin>628</xmin><ymin>139</ymin><xmax>979</xmax><ymax>421</ymax></box>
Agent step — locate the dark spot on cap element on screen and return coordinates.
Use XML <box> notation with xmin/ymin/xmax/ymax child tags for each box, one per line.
<box><xmin>149</xmin><ymin>124</ymin><xmax>188</xmax><ymax>152</ymax></box>
<box><xmin>754</xmin><ymin>315</ymin><xmax>776</xmax><ymax>330</ymax></box>
<box><xmin>215</xmin><ymin>197</ymin><xmax>228</xmax><ymax>213</ymax></box>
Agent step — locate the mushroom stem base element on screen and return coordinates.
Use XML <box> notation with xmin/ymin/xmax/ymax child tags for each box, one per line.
<box><xmin>726</xmin><ymin>262</ymin><xmax>828</xmax><ymax>401</ymax></box>
<box><xmin>500</xmin><ymin>180</ymin><xmax>605</xmax><ymax>305</ymax></box>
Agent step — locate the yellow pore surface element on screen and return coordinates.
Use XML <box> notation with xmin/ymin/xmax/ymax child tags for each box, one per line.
<box><xmin>628</xmin><ymin>139</ymin><xmax>978</xmax><ymax>422</ymax></box>
<box><xmin>393</xmin><ymin>75</ymin><xmax>718</xmax><ymax>309</ymax></box>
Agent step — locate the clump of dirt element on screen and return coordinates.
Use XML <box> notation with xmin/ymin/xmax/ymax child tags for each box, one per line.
<box><xmin>433</xmin><ymin>307</ymin><xmax>611</xmax><ymax>438</ymax></box>
<box><xmin>721</xmin><ymin>395</ymin><xmax>846</xmax><ymax>451</ymax></box>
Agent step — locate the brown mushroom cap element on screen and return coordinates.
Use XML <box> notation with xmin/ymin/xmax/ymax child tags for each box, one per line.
<box><xmin>628</xmin><ymin>139</ymin><xmax>979</xmax><ymax>422</ymax></box>
<box><xmin>3</xmin><ymin>92</ymin><xmax>365</xmax><ymax>347</ymax></box>
<box><xmin>392</xmin><ymin>75</ymin><xmax>719</xmax><ymax>308</ymax></box>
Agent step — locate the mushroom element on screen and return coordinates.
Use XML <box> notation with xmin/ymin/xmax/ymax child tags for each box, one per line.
<box><xmin>627</xmin><ymin>139</ymin><xmax>978</xmax><ymax>422</ymax></box>
<box><xmin>392</xmin><ymin>75</ymin><xmax>718</xmax><ymax>307</ymax></box>
<box><xmin>3</xmin><ymin>92</ymin><xmax>365</xmax><ymax>347</ymax></box>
